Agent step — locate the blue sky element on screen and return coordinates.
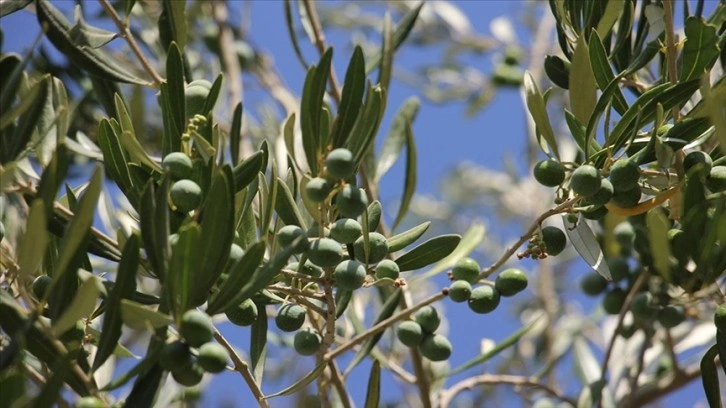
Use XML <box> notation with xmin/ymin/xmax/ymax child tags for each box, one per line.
<box><xmin>0</xmin><ymin>1</ymin><xmax>708</xmax><ymax>406</ymax></box>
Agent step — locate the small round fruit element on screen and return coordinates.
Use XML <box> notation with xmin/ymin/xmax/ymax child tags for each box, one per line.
<box><xmin>715</xmin><ymin>304</ymin><xmax>726</xmax><ymax>330</ymax></box>
<box><xmin>413</xmin><ymin>306</ymin><xmax>441</xmax><ymax>334</ymax></box>
<box><xmin>602</xmin><ymin>288</ymin><xmax>626</xmax><ymax>315</ymax></box>
<box><xmin>75</xmin><ymin>397</ymin><xmax>104</xmax><ymax>408</ymax></box>
<box><xmin>468</xmin><ymin>285</ymin><xmax>501</xmax><ymax>314</ymax></box>
<box><xmin>325</xmin><ymin>148</ymin><xmax>355</xmax><ymax>180</ymax></box>
<box><xmin>335</xmin><ymin>185</ymin><xmax>368</xmax><ymax>218</ymax></box>
<box><xmin>657</xmin><ymin>124</ymin><xmax>673</xmax><ymax>136</ymax></box>
<box><xmin>589</xmin><ymin>178</ymin><xmax>614</xmax><ymax>206</ymax></box>
<box><xmin>541</xmin><ymin>226</ymin><xmax>566</xmax><ymax>256</ymax></box>
<box><xmin>582</xmin><ymin>205</ymin><xmax>608</xmax><ymax>220</ymax></box>
<box><xmin>305</xmin><ymin>177</ymin><xmax>333</xmax><ymax>202</ymax></box>
<box><xmin>294</xmin><ymin>328</ymin><xmax>322</xmax><ymax>356</ymax></box>
<box><xmin>495</xmin><ymin>268</ymin><xmax>528</xmax><ymax>297</ymax></box>
<box><xmin>31</xmin><ymin>275</ymin><xmax>52</xmax><ymax>299</ymax></box>
<box><xmin>452</xmin><ymin>257</ymin><xmax>480</xmax><ymax>283</ymax></box>
<box><xmin>619</xmin><ymin>323</ymin><xmax>636</xmax><ymax>339</ymax></box>
<box><xmin>170</xmin><ymin>179</ymin><xmax>203</xmax><ymax>213</ymax></box>
<box><xmin>609</xmin><ymin>159</ymin><xmax>640</xmax><ymax>191</ymax></box>
<box><xmin>492</xmin><ymin>64</ymin><xmax>524</xmax><ymax>86</ymax></box>
<box><xmin>277</xmin><ymin>225</ymin><xmax>309</xmax><ymax>253</ymax></box>
<box><xmin>307</xmin><ymin>238</ymin><xmax>343</xmax><ymax>267</ymax></box>
<box><xmin>228</xmin><ymin>244</ymin><xmax>244</xmax><ymax>265</ymax></box>
<box><xmin>533</xmin><ymin>160</ymin><xmax>565</xmax><ymax>187</ymax></box>
<box><xmin>606</xmin><ymin>257</ymin><xmax>629</xmax><ymax>282</ymax></box>
<box><xmin>333</xmin><ymin>260</ymin><xmax>367</xmax><ymax>291</ymax></box>
<box><xmin>225</xmin><ymin>298</ymin><xmax>258</xmax><ymax>326</ymax></box>
<box><xmin>60</xmin><ymin>320</ymin><xmax>85</xmax><ymax>343</ymax></box>
<box><xmin>614</xmin><ymin>222</ymin><xmax>635</xmax><ymax>252</ymax></box>
<box><xmin>683</xmin><ymin>151</ymin><xmax>712</xmax><ymax>176</ymax></box>
<box><xmin>375</xmin><ymin>259</ymin><xmax>400</xmax><ymax>280</ymax></box>
<box><xmin>179</xmin><ymin>310</ymin><xmax>214</xmax><ymax>348</ymax></box>
<box><xmin>171</xmin><ymin>362</ymin><xmax>204</xmax><ymax>386</ymax></box>
<box><xmin>286</xmin><ymin>261</ymin><xmax>323</xmax><ymax>278</ymax></box>
<box><xmin>353</xmin><ymin>233</ymin><xmax>389</xmax><ymax>264</ymax></box>
<box><xmin>185</xmin><ymin>79</ymin><xmax>212</xmax><ymax>119</ymax></box>
<box><xmin>658</xmin><ymin>305</ymin><xmax>686</xmax><ymax>328</ymax></box>
<box><xmin>397</xmin><ymin>321</ymin><xmax>424</xmax><ymax>347</ymax></box>
<box><xmin>448</xmin><ymin>280</ymin><xmax>472</xmax><ymax>303</ymax></box>
<box><xmin>580</xmin><ymin>272</ymin><xmax>608</xmax><ymax>296</ymax></box>
<box><xmin>329</xmin><ymin>218</ymin><xmax>362</xmax><ymax>243</ymax></box>
<box><xmin>668</xmin><ymin>229</ymin><xmax>689</xmax><ymax>263</ymax></box>
<box><xmin>159</xmin><ymin>340</ymin><xmax>193</xmax><ymax>371</ymax></box>
<box><xmin>611</xmin><ymin>185</ymin><xmax>641</xmax><ymax>207</ymax></box>
<box><xmin>162</xmin><ymin>152</ymin><xmax>194</xmax><ymax>180</ymax></box>
<box><xmin>420</xmin><ymin>334</ymin><xmax>453</xmax><ymax>361</ymax></box>
<box><xmin>707</xmin><ymin>166</ymin><xmax>726</xmax><ymax>192</ymax></box>
<box><xmin>570</xmin><ymin>165</ymin><xmax>602</xmax><ymax>197</ymax></box>
<box><xmin>275</xmin><ymin>304</ymin><xmax>306</xmax><ymax>332</ymax></box>
<box><xmin>197</xmin><ymin>342</ymin><xmax>229</xmax><ymax>373</ymax></box>
<box><xmin>630</xmin><ymin>292</ymin><xmax>657</xmax><ymax>320</ymax></box>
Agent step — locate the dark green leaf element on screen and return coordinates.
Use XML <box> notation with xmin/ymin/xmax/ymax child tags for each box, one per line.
<box><xmin>202</xmin><ymin>73</ymin><xmax>223</xmax><ymax>115</ymax></box>
<box><xmin>114</xmin><ymin>94</ymin><xmax>161</xmax><ymax>172</ymax></box>
<box><xmin>335</xmin><ymin>289</ymin><xmax>353</xmax><ymax>319</ymax></box>
<box><xmin>701</xmin><ymin>344</ymin><xmax>722</xmax><ymax>408</ymax></box>
<box><xmin>98</xmin><ymin>119</ymin><xmax>137</xmax><ymax>206</ymax></box>
<box><xmin>718</xmin><ymin>328</ymin><xmax>726</xmax><ymax>376</ymax></box>
<box><xmin>387</xmin><ymin>221</ymin><xmax>430</xmax><ymax>253</ymax></box>
<box><xmin>1</xmin><ymin>76</ymin><xmax>49</xmax><ymax>163</ymax></box>
<box><xmin>346</xmin><ymin>289</ymin><xmax>402</xmax><ymax>373</ymax></box>
<box><xmin>159</xmin><ymin>0</ymin><xmax>187</xmax><ymax>51</ymax></box>
<box><xmin>331</xmin><ymin>46</ymin><xmax>365</xmax><ymax>148</ymax></box>
<box><xmin>366</xmin><ymin>2</ymin><xmax>423</xmax><ymax>73</ymax></box>
<box><xmin>140</xmin><ymin>179</ymin><xmax>169</xmax><ymax>280</ymax></box>
<box><xmin>395</xmin><ymin>234</ymin><xmax>461</xmax><ymax>272</ymax></box>
<box><xmin>565</xmin><ymin>110</ymin><xmax>600</xmax><ymax>157</ymax></box>
<box><xmin>123</xmin><ymin>363</ymin><xmax>164</xmax><ymax>408</ymax></box>
<box><xmin>680</xmin><ymin>17</ymin><xmax>720</xmax><ymax>82</ymax></box>
<box><xmin>250</xmin><ymin>302</ymin><xmax>267</xmax><ymax>383</ymax></box>
<box><xmin>0</xmin><ymin>0</ymin><xmax>32</xmax><ymax>17</ymax></box>
<box><xmin>32</xmin><ymin>352</ymin><xmax>77</xmax><ymax>408</ymax></box>
<box><xmin>69</xmin><ymin>5</ymin><xmax>118</xmax><ymax>49</ymax></box>
<box><xmin>544</xmin><ymin>55</ymin><xmax>570</xmax><ymax>89</ymax></box>
<box><xmin>283</xmin><ymin>0</ymin><xmax>308</xmax><ymax>69</ymax></box>
<box><xmin>589</xmin><ymin>30</ymin><xmax>628</xmax><ymax>114</ymax></box>
<box><xmin>101</xmin><ymin>353</ymin><xmax>159</xmax><ymax>391</ymax></box>
<box><xmin>349</xmin><ymin>85</ymin><xmax>386</xmax><ymax>167</ymax></box>
<box><xmin>301</xmin><ymin>48</ymin><xmax>333</xmax><ymax>174</ymax></box>
<box><xmin>391</xmin><ymin>121</ymin><xmax>416</xmax><ymax>231</ymax></box>
<box><xmin>51</xmin><ymin>275</ymin><xmax>104</xmax><ymax>336</ymax></box>
<box><xmin>376</xmin><ymin>97</ymin><xmax>420</xmax><ymax>182</ymax></box>
<box><xmin>364</xmin><ymin>361</ymin><xmax>381</xmax><ymax>408</ymax></box>
<box><xmin>275</xmin><ymin>177</ymin><xmax>306</xmax><ymax>228</ymax></box>
<box><xmin>206</xmin><ymin>241</ymin><xmax>266</xmax><ymax>315</ymax></box>
<box><xmin>367</xmin><ymin>200</ymin><xmax>382</xmax><ymax>232</ymax></box>
<box><xmin>230</xmin><ymin>102</ymin><xmax>243</xmax><ymax>165</ymax></box>
<box><xmin>232</xmin><ymin>149</ymin><xmax>265</xmax><ymax>192</ymax></box>
<box><xmin>167</xmin><ymin>222</ymin><xmax>201</xmax><ymax>314</ymax></box>
<box><xmin>161</xmin><ymin>42</ymin><xmax>186</xmax><ymax>154</ymax></box>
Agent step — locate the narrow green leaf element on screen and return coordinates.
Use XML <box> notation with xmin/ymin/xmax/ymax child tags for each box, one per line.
<box><xmin>680</xmin><ymin>17</ymin><xmax>719</xmax><ymax>82</ymax></box>
<box><xmin>718</xmin><ymin>328</ymin><xmax>726</xmax><ymax>377</ymax></box>
<box><xmin>376</xmin><ymin>97</ymin><xmax>420</xmax><ymax>182</ymax></box>
<box><xmin>140</xmin><ymin>179</ymin><xmax>169</xmax><ymax>280</ymax></box>
<box><xmin>395</xmin><ymin>234</ymin><xmax>461</xmax><ymax>272</ymax></box>
<box><xmin>230</xmin><ymin>103</ymin><xmax>243</xmax><ymax>165</ymax></box>
<box><xmin>0</xmin><ymin>0</ymin><xmax>32</xmax><ymax>17</ymax></box>
<box><xmin>101</xmin><ymin>353</ymin><xmax>159</xmax><ymax>391</ymax></box>
<box><xmin>98</xmin><ymin>119</ymin><xmax>137</xmax><ymax>206</ymax></box>
<box><xmin>202</xmin><ymin>73</ymin><xmax>223</xmax><ymax>115</ymax></box>
<box><xmin>563</xmin><ymin>214</ymin><xmax>612</xmax><ymax>280</ymax></box>
<box><xmin>264</xmin><ymin>362</ymin><xmax>326</xmax><ymax>399</ymax></box>
<box><xmin>366</xmin><ymin>200</ymin><xmax>382</xmax><ymax>232</ymax></box>
<box><xmin>51</xmin><ymin>275</ymin><xmax>104</xmax><ymax>336</ymax></box>
<box><xmin>17</xmin><ymin>200</ymin><xmax>48</xmax><ymax>278</ymax></box>
<box><xmin>364</xmin><ymin>361</ymin><xmax>381</xmax><ymax>408</ymax></box>
<box><xmin>206</xmin><ymin>242</ymin><xmax>266</xmax><ymax>315</ymax></box>
<box><xmin>168</xmin><ymin>223</ymin><xmax>201</xmax><ymax>314</ymax></box>
<box><xmin>69</xmin><ymin>5</ymin><xmax>118</xmax><ymax>48</ymax></box>
<box><xmin>275</xmin><ymin>177</ymin><xmax>306</xmax><ymax>228</ymax></box>
<box><xmin>565</xmin><ymin>110</ymin><xmax>600</xmax><ymax>157</ymax></box>
<box><xmin>377</xmin><ymin>13</ymin><xmax>394</xmax><ymax>93</ymax></box>
<box><xmin>366</xmin><ymin>2</ymin><xmax>424</xmax><ymax>73</ymax></box>
<box><xmin>120</xmin><ymin>299</ymin><xmax>173</xmax><ymax>330</ymax></box>
<box><xmin>301</xmin><ymin>48</ymin><xmax>333</xmax><ymax>174</ymax></box>
<box><xmin>335</xmin><ymin>289</ymin><xmax>353</xmax><ymax>319</ymax></box>
<box><xmin>32</xmin><ymin>352</ymin><xmax>77</xmax><ymax>408</ymax></box>
<box><xmin>159</xmin><ymin>0</ymin><xmax>187</xmax><ymax>51</ymax></box>
<box><xmin>123</xmin><ymin>363</ymin><xmax>164</xmax><ymax>408</ymax></box>
<box><xmin>331</xmin><ymin>45</ymin><xmax>365</xmax><ymax>148</ymax></box>
<box><xmin>388</xmin><ymin>221</ymin><xmax>431</xmax><ymax>253</ymax></box>
<box><xmin>570</xmin><ymin>36</ymin><xmax>597</xmax><ymax>125</ymax></box>
<box><xmin>0</xmin><ymin>74</ymin><xmax>44</xmax><ymax>131</ymax></box>
<box><xmin>250</xmin><ymin>302</ymin><xmax>267</xmax><ymax>384</ymax></box>
<box><xmin>283</xmin><ymin>0</ymin><xmax>309</xmax><ymax>69</ymax></box>
<box><xmin>346</xmin><ymin>289</ymin><xmax>402</xmax><ymax>374</ymax></box>
<box><xmin>232</xmin><ymin>149</ymin><xmax>265</xmax><ymax>192</ymax></box>
<box><xmin>412</xmin><ymin>223</ymin><xmax>485</xmax><ymax>283</ymax></box>
<box><xmin>260</xmin><ymin>171</ymin><xmax>278</xmax><ymax>241</ymax></box>
<box><xmin>646</xmin><ymin>208</ymin><xmax>671</xmax><ymax>281</ymax></box>
<box><xmin>595</xmin><ymin>0</ymin><xmax>622</xmax><ymax>37</ymax></box>
<box><xmin>544</xmin><ymin>55</ymin><xmax>570</xmax><ymax>89</ymax></box>
<box><xmin>701</xmin><ymin>344</ymin><xmax>722</xmax><ymax>408</ymax></box>
<box><xmin>589</xmin><ymin>30</ymin><xmax>628</xmax><ymax>114</ymax></box>
<box><xmin>391</xmin><ymin>121</ymin><xmax>417</xmax><ymax>231</ymax></box>
<box><xmin>2</xmin><ymin>76</ymin><xmax>49</xmax><ymax>163</ymax></box>
<box><xmin>114</xmin><ymin>94</ymin><xmax>161</xmax><ymax>172</ymax></box>
<box><xmin>231</xmin><ymin>238</ymin><xmax>301</xmax><ymax>307</ymax></box>
<box><xmin>349</xmin><ymin>85</ymin><xmax>386</xmax><ymax>167</ymax></box>
<box><xmin>162</xmin><ymin>42</ymin><xmax>186</xmax><ymax>154</ymax></box>
<box><xmin>524</xmin><ymin>71</ymin><xmax>559</xmax><ymax>159</ymax></box>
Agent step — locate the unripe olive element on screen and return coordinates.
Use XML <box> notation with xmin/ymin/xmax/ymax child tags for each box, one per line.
<box><xmin>448</xmin><ymin>280</ymin><xmax>472</xmax><ymax>303</ymax></box>
<box><xmin>60</xmin><ymin>320</ymin><xmax>85</xmax><ymax>343</ymax></box>
<box><xmin>171</xmin><ymin>362</ymin><xmax>204</xmax><ymax>386</ymax></box>
<box><xmin>397</xmin><ymin>321</ymin><xmax>424</xmax><ymax>347</ymax></box>
<box><xmin>707</xmin><ymin>166</ymin><xmax>726</xmax><ymax>192</ymax></box>
<box><xmin>658</xmin><ymin>304</ymin><xmax>685</xmax><ymax>328</ymax></box>
<box><xmin>286</xmin><ymin>261</ymin><xmax>323</xmax><ymax>278</ymax></box>
<box><xmin>668</xmin><ymin>229</ymin><xmax>689</xmax><ymax>263</ymax></box>
<box><xmin>307</xmin><ymin>238</ymin><xmax>343</xmax><ymax>267</ymax></box>
<box><xmin>277</xmin><ymin>225</ymin><xmax>309</xmax><ymax>253</ymax></box>
<box><xmin>611</xmin><ymin>185</ymin><xmax>641</xmax><ymax>207</ymax></box>
<box><xmin>294</xmin><ymin>328</ymin><xmax>322</xmax><ymax>356</ymax></box>
<box><xmin>305</xmin><ymin>177</ymin><xmax>333</xmax><ymax>203</ymax></box>
<box><xmin>159</xmin><ymin>340</ymin><xmax>193</xmax><ymax>371</ymax></box>
<box><xmin>185</xmin><ymin>79</ymin><xmax>212</xmax><ymax>119</ymax></box>
<box><xmin>375</xmin><ymin>259</ymin><xmax>400</xmax><ymax>280</ymax></box>
<box><xmin>228</xmin><ymin>243</ymin><xmax>244</xmax><ymax>265</ymax></box>
<box><xmin>495</xmin><ymin>268</ymin><xmax>528</xmax><ymax>297</ymax></box>
<box><xmin>179</xmin><ymin>309</ymin><xmax>214</xmax><ymax>348</ymax></box>
<box><xmin>541</xmin><ymin>226</ymin><xmax>566</xmax><ymax>256</ymax></box>
<box><xmin>452</xmin><ymin>257</ymin><xmax>480</xmax><ymax>283</ymax></box>
<box><xmin>619</xmin><ymin>323</ymin><xmax>636</xmax><ymax>339</ymax></box>
<box><xmin>570</xmin><ymin>165</ymin><xmax>601</xmax><ymax>197</ymax></box>
<box><xmin>468</xmin><ymin>285</ymin><xmax>501</xmax><ymax>314</ymax></box>
<box><xmin>589</xmin><ymin>178</ymin><xmax>614</xmax><ymax>206</ymax></box>
<box><xmin>715</xmin><ymin>304</ymin><xmax>726</xmax><ymax>331</ymax></box>
<box><xmin>582</xmin><ymin>205</ymin><xmax>608</xmax><ymax>220</ymax></box>
<box><xmin>332</xmin><ymin>260</ymin><xmax>367</xmax><ymax>291</ymax></box>
<box><xmin>353</xmin><ymin>232</ymin><xmax>389</xmax><ymax>264</ymax></box>
<box><xmin>492</xmin><ymin>64</ymin><xmax>524</xmax><ymax>86</ymax></box>
<box><xmin>580</xmin><ymin>272</ymin><xmax>608</xmax><ymax>296</ymax></box>
<box><xmin>162</xmin><ymin>152</ymin><xmax>193</xmax><ymax>180</ymax></box>
<box><xmin>197</xmin><ymin>342</ymin><xmax>229</xmax><ymax>373</ymax></box>
<box><xmin>533</xmin><ymin>160</ymin><xmax>565</xmax><ymax>187</ymax></box>
<box><xmin>335</xmin><ymin>185</ymin><xmax>368</xmax><ymax>218</ymax></box>
<box><xmin>75</xmin><ymin>397</ymin><xmax>104</xmax><ymax>408</ymax></box>
<box><xmin>170</xmin><ymin>179</ymin><xmax>203</xmax><ymax>213</ymax></box>
<box><xmin>329</xmin><ymin>218</ymin><xmax>362</xmax><ymax>243</ymax></box>
<box><xmin>683</xmin><ymin>151</ymin><xmax>712</xmax><ymax>176</ymax></box>
<box><xmin>413</xmin><ymin>306</ymin><xmax>441</xmax><ymax>334</ymax></box>
<box><xmin>630</xmin><ymin>292</ymin><xmax>658</xmax><ymax>320</ymax></box>
<box><xmin>656</xmin><ymin>124</ymin><xmax>673</xmax><ymax>136</ymax></box>
<box><xmin>602</xmin><ymin>288</ymin><xmax>626</xmax><ymax>315</ymax></box>
<box><xmin>325</xmin><ymin>148</ymin><xmax>355</xmax><ymax>180</ymax></box>
<box><xmin>609</xmin><ymin>159</ymin><xmax>640</xmax><ymax>192</ymax></box>
<box><xmin>614</xmin><ymin>222</ymin><xmax>635</xmax><ymax>252</ymax></box>
<box><xmin>275</xmin><ymin>304</ymin><xmax>306</xmax><ymax>332</ymax></box>
<box><xmin>420</xmin><ymin>334</ymin><xmax>453</xmax><ymax>361</ymax></box>
<box><xmin>607</xmin><ymin>256</ymin><xmax>630</xmax><ymax>282</ymax></box>
<box><xmin>225</xmin><ymin>298</ymin><xmax>258</xmax><ymax>326</ymax></box>
<box><xmin>31</xmin><ymin>275</ymin><xmax>52</xmax><ymax>299</ymax></box>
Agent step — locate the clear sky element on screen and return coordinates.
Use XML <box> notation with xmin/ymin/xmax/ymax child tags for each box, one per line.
<box><xmin>0</xmin><ymin>1</ymin><xmax>707</xmax><ymax>406</ymax></box>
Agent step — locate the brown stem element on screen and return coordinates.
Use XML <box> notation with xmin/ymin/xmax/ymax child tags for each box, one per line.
<box><xmin>98</xmin><ymin>0</ymin><xmax>162</xmax><ymax>87</ymax></box>
<box><xmin>439</xmin><ymin>373</ymin><xmax>577</xmax><ymax>407</ymax></box>
<box><xmin>214</xmin><ymin>331</ymin><xmax>268</xmax><ymax>407</ymax></box>
<box><xmin>624</xmin><ymin>363</ymin><xmax>702</xmax><ymax>408</ymax></box>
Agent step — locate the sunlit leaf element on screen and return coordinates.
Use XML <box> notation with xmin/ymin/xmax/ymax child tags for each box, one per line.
<box><xmin>563</xmin><ymin>214</ymin><xmax>611</xmax><ymax>280</ymax></box>
<box><xmin>395</xmin><ymin>234</ymin><xmax>461</xmax><ymax>272</ymax></box>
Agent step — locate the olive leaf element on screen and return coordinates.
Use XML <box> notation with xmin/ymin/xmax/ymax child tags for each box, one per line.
<box><xmin>395</xmin><ymin>234</ymin><xmax>461</xmax><ymax>272</ymax></box>
<box><xmin>563</xmin><ymin>214</ymin><xmax>612</xmax><ymax>280</ymax></box>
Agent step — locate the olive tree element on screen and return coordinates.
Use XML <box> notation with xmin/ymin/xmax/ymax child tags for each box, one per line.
<box><xmin>0</xmin><ymin>1</ymin><xmax>724</xmax><ymax>407</ymax></box>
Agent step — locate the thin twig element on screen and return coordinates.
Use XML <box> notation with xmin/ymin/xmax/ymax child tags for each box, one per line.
<box><xmin>624</xmin><ymin>362</ymin><xmax>702</xmax><ymax>408</ymax></box>
<box><xmin>439</xmin><ymin>373</ymin><xmax>577</xmax><ymax>407</ymax></box>
<box><xmin>98</xmin><ymin>0</ymin><xmax>162</xmax><ymax>87</ymax></box>
<box><xmin>327</xmin><ymin>360</ymin><xmax>353</xmax><ymax>408</ymax></box>
<box><xmin>214</xmin><ymin>331</ymin><xmax>268</xmax><ymax>407</ymax></box>
<box><xmin>301</xmin><ymin>0</ymin><xmax>342</xmax><ymax>105</ymax></box>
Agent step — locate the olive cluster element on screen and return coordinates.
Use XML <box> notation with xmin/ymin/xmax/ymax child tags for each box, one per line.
<box><xmin>160</xmin><ymin>309</ymin><xmax>230</xmax><ymax>386</ymax></box>
<box><xmin>396</xmin><ymin>306</ymin><xmax>452</xmax><ymax>361</ymax></box>
<box><xmin>447</xmin><ymin>257</ymin><xmax>528</xmax><ymax>314</ymax></box>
